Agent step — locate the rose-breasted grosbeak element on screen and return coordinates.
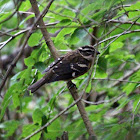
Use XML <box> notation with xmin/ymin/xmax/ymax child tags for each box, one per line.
<box><xmin>28</xmin><ymin>45</ymin><xmax>100</xmax><ymax>93</ymax></box>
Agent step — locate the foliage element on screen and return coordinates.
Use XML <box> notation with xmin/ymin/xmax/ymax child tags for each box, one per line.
<box><xmin>0</xmin><ymin>0</ymin><xmax>140</xmax><ymax>140</ymax></box>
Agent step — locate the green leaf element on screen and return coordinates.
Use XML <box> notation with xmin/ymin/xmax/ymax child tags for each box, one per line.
<box><xmin>30</xmin><ymin>44</ymin><xmax>49</xmax><ymax>62</ymax></box>
<box><xmin>0</xmin><ymin>67</ymin><xmax>33</xmax><ymax>120</ymax></box>
<box><xmin>0</xmin><ymin>120</ymin><xmax>20</xmax><ymax>137</ymax></box>
<box><xmin>55</xmin><ymin>9</ymin><xmax>75</xmax><ymax>20</ymax></box>
<box><xmin>20</xmin><ymin>14</ymin><xmax>35</xmax><ymax>27</ymax></box>
<box><xmin>45</xmin><ymin>119</ymin><xmax>61</xmax><ymax>139</ymax></box>
<box><xmin>98</xmin><ymin>56</ymin><xmax>107</xmax><ymax>71</ymax></box>
<box><xmin>24</xmin><ymin>56</ymin><xmax>35</xmax><ymax>67</ymax></box>
<box><xmin>0</xmin><ymin>12</ymin><xmax>12</xmax><ymax>22</ymax></box>
<box><xmin>54</xmin><ymin>22</ymin><xmax>77</xmax><ymax>45</ymax></box>
<box><xmin>126</xmin><ymin>1</ymin><xmax>140</xmax><ymax>19</ymax></box>
<box><xmin>123</xmin><ymin>71</ymin><xmax>140</xmax><ymax>95</ymax></box>
<box><xmin>32</xmin><ymin>108</ymin><xmax>44</xmax><ymax>125</ymax></box>
<box><xmin>30</xmin><ymin>132</ymin><xmax>42</xmax><ymax>140</ymax></box>
<box><xmin>132</xmin><ymin>94</ymin><xmax>140</xmax><ymax>113</ymax></box>
<box><xmin>81</xmin><ymin>2</ymin><xmax>101</xmax><ymax>17</ymax></box>
<box><xmin>95</xmin><ymin>57</ymin><xmax>108</xmax><ymax>79</ymax></box>
<box><xmin>86</xmin><ymin>81</ymin><xmax>92</xmax><ymax>93</ymax></box>
<box><xmin>34</xmin><ymin>62</ymin><xmax>46</xmax><ymax>73</ymax></box>
<box><xmin>0</xmin><ymin>84</ymin><xmax>16</xmax><ymax>120</ymax></box>
<box><xmin>19</xmin><ymin>0</ymin><xmax>31</xmax><ymax>11</ymax></box>
<box><xmin>110</xmin><ymin>42</ymin><xmax>124</xmax><ymax>52</ymax></box>
<box><xmin>123</xmin><ymin>83</ymin><xmax>137</xmax><ymax>95</ymax></box>
<box><xmin>68</xmin><ymin>29</ymin><xmax>86</xmax><ymax>45</ymax></box>
<box><xmin>63</xmin><ymin>9</ymin><xmax>76</xmax><ymax>18</ymax></box>
<box><xmin>28</xmin><ymin>33</ymin><xmax>41</xmax><ymax>47</ymax></box>
<box><xmin>12</xmin><ymin>93</ymin><xmax>20</xmax><ymax>108</ymax></box>
<box><xmin>20</xmin><ymin>124</ymin><xmax>40</xmax><ymax>139</ymax></box>
<box><xmin>95</xmin><ymin>67</ymin><xmax>108</xmax><ymax>78</ymax></box>
<box><xmin>129</xmin><ymin>11</ymin><xmax>140</xmax><ymax>19</ymax></box>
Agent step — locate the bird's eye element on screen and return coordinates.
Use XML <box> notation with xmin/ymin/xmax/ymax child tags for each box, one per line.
<box><xmin>86</xmin><ymin>50</ymin><xmax>94</xmax><ymax>53</ymax></box>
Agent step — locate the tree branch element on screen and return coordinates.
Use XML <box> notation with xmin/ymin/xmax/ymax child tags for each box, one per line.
<box><xmin>30</xmin><ymin>0</ymin><xmax>59</xmax><ymax>59</ymax></box>
<box><xmin>93</xmin><ymin>78</ymin><xmax>140</xmax><ymax>84</ymax></box>
<box><xmin>93</xmin><ymin>29</ymin><xmax>140</xmax><ymax>48</ymax></box>
<box><xmin>108</xmin><ymin>19</ymin><xmax>140</xmax><ymax>26</ymax></box>
<box><xmin>82</xmin><ymin>94</ymin><xmax>124</xmax><ymax>105</ymax></box>
<box><xmin>22</xmin><ymin>96</ymin><xmax>82</xmax><ymax>140</ymax></box>
<box><xmin>67</xmin><ymin>81</ymin><xmax>96</xmax><ymax>138</ymax></box>
<box><xmin>111</xmin><ymin>64</ymin><xmax>140</xmax><ymax>87</ymax></box>
<box><xmin>99</xmin><ymin>64</ymin><xmax>140</xmax><ymax>96</ymax></box>
<box><xmin>0</xmin><ymin>0</ymin><xmax>56</xmax><ymax>95</ymax></box>
<box><xmin>0</xmin><ymin>1</ymin><xmax>22</xmax><ymax>24</ymax></box>
<box><xmin>29</xmin><ymin>0</ymin><xmax>96</xmax><ymax>138</ymax></box>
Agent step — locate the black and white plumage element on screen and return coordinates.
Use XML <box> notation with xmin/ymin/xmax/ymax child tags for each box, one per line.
<box><xmin>28</xmin><ymin>45</ymin><xmax>100</xmax><ymax>93</ymax></box>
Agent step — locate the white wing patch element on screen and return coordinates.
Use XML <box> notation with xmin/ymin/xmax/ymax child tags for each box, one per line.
<box><xmin>42</xmin><ymin>56</ymin><xmax>64</xmax><ymax>74</ymax></box>
<box><xmin>77</xmin><ymin>63</ymin><xmax>87</xmax><ymax>67</ymax></box>
<box><xmin>72</xmin><ymin>72</ymin><xmax>76</xmax><ymax>77</ymax></box>
<box><xmin>70</xmin><ymin>64</ymin><xmax>80</xmax><ymax>72</ymax></box>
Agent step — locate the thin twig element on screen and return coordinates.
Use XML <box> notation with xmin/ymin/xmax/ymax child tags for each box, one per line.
<box><xmin>26</xmin><ymin>0</ymin><xmax>58</xmax><ymax>59</ymax></box>
<box><xmin>102</xmin><ymin>17</ymin><xmax>140</xmax><ymax>49</ymax></box>
<box><xmin>66</xmin><ymin>51</ymin><xmax>97</xmax><ymax>137</ymax></box>
<box><xmin>0</xmin><ymin>29</ymin><xmax>29</xmax><ymax>50</ymax></box>
<box><xmin>132</xmin><ymin>99</ymin><xmax>140</xmax><ymax>125</ymax></box>
<box><xmin>99</xmin><ymin>23</ymin><xmax>122</xmax><ymax>41</ymax></box>
<box><xmin>22</xmin><ymin>96</ymin><xmax>82</xmax><ymax>140</ymax></box>
<box><xmin>108</xmin><ymin>19</ymin><xmax>140</xmax><ymax>26</ymax></box>
<box><xmin>93</xmin><ymin>78</ymin><xmax>140</xmax><ymax>84</ymax></box>
<box><xmin>66</xmin><ymin>49</ymin><xmax>99</xmax><ymax>137</ymax></box>
<box><xmin>0</xmin><ymin>1</ymin><xmax>22</xmax><ymax>24</ymax></box>
<box><xmin>111</xmin><ymin>65</ymin><xmax>140</xmax><ymax>87</ymax></box>
<box><xmin>30</xmin><ymin>0</ymin><xmax>96</xmax><ymax>138</ymax></box>
<box><xmin>1</xmin><ymin>24</ymin><xmax>140</xmax><ymax>51</ymax></box>
<box><xmin>93</xmin><ymin>29</ymin><xmax>140</xmax><ymax>48</ymax></box>
<box><xmin>0</xmin><ymin>0</ymin><xmax>56</xmax><ymax>95</ymax></box>
<box><xmin>112</xmin><ymin>4</ymin><xmax>131</xmax><ymax>11</ymax></box>
<box><xmin>99</xmin><ymin>64</ymin><xmax>140</xmax><ymax>96</ymax></box>
<box><xmin>77</xmin><ymin>19</ymin><xmax>98</xmax><ymax>41</ymax></box>
<box><xmin>0</xmin><ymin>22</ymin><xmax>96</xmax><ymax>48</ymax></box>
<box><xmin>82</xmin><ymin>94</ymin><xmax>124</xmax><ymax>105</ymax></box>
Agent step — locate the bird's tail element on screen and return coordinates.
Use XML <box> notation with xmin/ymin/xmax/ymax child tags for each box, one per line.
<box><xmin>28</xmin><ymin>78</ymin><xmax>46</xmax><ymax>93</ymax></box>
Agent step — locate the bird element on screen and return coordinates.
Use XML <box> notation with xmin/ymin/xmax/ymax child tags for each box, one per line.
<box><xmin>28</xmin><ymin>45</ymin><xmax>100</xmax><ymax>93</ymax></box>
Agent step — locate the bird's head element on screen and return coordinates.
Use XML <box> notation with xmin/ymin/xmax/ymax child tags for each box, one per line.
<box><xmin>78</xmin><ymin>45</ymin><xmax>100</xmax><ymax>60</ymax></box>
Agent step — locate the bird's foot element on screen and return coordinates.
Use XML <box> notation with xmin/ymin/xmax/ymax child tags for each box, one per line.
<box><xmin>67</xmin><ymin>81</ymin><xmax>77</xmax><ymax>89</ymax></box>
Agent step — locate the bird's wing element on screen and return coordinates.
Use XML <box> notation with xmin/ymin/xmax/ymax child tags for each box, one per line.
<box><xmin>50</xmin><ymin>58</ymin><xmax>89</xmax><ymax>81</ymax></box>
<box><xmin>42</xmin><ymin>56</ymin><xmax>64</xmax><ymax>74</ymax></box>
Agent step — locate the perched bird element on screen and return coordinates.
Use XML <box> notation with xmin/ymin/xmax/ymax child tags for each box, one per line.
<box><xmin>28</xmin><ymin>45</ymin><xmax>100</xmax><ymax>93</ymax></box>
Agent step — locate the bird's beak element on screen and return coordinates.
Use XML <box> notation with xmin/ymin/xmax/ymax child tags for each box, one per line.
<box><xmin>96</xmin><ymin>51</ymin><xmax>100</xmax><ymax>55</ymax></box>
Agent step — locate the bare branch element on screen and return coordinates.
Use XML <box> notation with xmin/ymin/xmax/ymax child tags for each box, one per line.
<box><xmin>26</xmin><ymin>0</ymin><xmax>59</xmax><ymax>59</ymax></box>
<box><xmin>0</xmin><ymin>22</ymin><xmax>60</xmax><ymax>50</ymax></box>
<box><xmin>93</xmin><ymin>29</ymin><xmax>140</xmax><ymax>48</ymax></box>
<box><xmin>99</xmin><ymin>64</ymin><xmax>140</xmax><ymax>96</ymax></box>
<box><xmin>82</xmin><ymin>94</ymin><xmax>124</xmax><ymax>105</ymax></box>
<box><xmin>77</xmin><ymin>19</ymin><xmax>98</xmax><ymax>41</ymax></box>
<box><xmin>29</xmin><ymin>0</ymin><xmax>96</xmax><ymax>138</ymax></box>
<box><xmin>132</xmin><ymin>99</ymin><xmax>140</xmax><ymax>125</ymax></box>
<box><xmin>108</xmin><ymin>19</ymin><xmax>140</xmax><ymax>26</ymax></box>
<box><xmin>93</xmin><ymin>78</ymin><xmax>140</xmax><ymax>84</ymax></box>
<box><xmin>102</xmin><ymin>17</ymin><xmax>140</xmax><ymax>49</ymax></box>
<box><xmin>111</xmin><ymin>64</ymin><xmax>140</xmax><ymax>87</ymax></box>
<box><xmin>0</xmin><ymin>1</ymin><xmax>22</xmax><ymax>24</ymax></box>
<box><xmin>67</xmin><ymin>81</ymin><xmax>96</xmax><ymax>137</ymax></box>
<box><xmin>0</xmin><ymin>29</ymin><xmax>29</xmax><ymax>50</ymax></box>
<box><xmin>0</xmin><ymin>0</ymin><xmax>56</xmax><ymax>95</ymax></box>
